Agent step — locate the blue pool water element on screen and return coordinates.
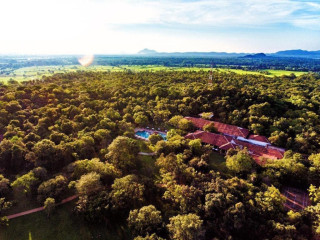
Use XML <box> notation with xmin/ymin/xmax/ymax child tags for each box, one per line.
<box><xmin>135</xmin><ymin>130</ymin><xmax>167</xmax><ymax>140</ymax></box>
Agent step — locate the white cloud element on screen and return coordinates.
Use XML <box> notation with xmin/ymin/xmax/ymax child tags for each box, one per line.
<box><xmin>142</xmin><ymin>0</ymin><xmax>320</xmax><ymax>28</ymax></box>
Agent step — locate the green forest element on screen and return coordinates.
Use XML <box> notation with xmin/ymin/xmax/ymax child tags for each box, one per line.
<box><xmin>1</xmin><ymin>70</ymin><xmax>320</xmax><ymax>239</ymax></box>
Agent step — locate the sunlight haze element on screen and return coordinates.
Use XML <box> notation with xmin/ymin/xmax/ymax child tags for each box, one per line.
<box><xmin>0</xmin><ymin>0</ymin><xmax>319</xmax><ymax>54</ymax></box>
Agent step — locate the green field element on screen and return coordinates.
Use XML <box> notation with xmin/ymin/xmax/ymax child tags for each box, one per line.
<box><xmin>216</xmin><ymin>68</ymin><xmax>307</xmax><ymax>77</ymax></box>
<box><xmin>0</xmin><ymin>201</ymin><xmax>130</xmax><ymax>240</ymax></box>
<box><xmin>0</xmin><ymin>65</ymin><xmax>309</xmax><ymax>84</ymax></box>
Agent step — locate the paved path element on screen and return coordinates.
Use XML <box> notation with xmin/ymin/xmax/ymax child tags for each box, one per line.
<box><xmin>138</xmin><ymin>152</ymin><xmax>156</xmax><ymax>156</ymax></box>
<box><xmin>6</xmin><ymin>195</ymin><xmax>78</xmax><ymax>220</ymax></box>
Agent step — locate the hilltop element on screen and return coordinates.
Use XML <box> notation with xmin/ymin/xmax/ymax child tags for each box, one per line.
<box><xmin>242</xmin><ymin>53</ymin><xmax>267</xmax><ymax>58</ymax></box>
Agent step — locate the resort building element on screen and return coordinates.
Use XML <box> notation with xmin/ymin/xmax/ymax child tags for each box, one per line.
<box><xmin>185</xmin><ymin>117</ymin><xmax>285</xmax><ymax>165</ymax></box>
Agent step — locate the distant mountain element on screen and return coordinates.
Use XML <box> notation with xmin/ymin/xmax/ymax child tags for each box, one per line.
<box><xmin>272</xmin><ymin>49</ymin><xmax>320</xmax><ymax>59</ymax></box>
<box><xmin>138</xmin><ymin>48</ymin><xmax>159</xmax><ymax>55</ymax></box>
<box><xmin>167</xmin><ymin>51</ymin><xmax>246</xmax><ymax>57</ymax></box>
<box><xmin>136</xmin><ymin>49</ymin><xmax>246</xmax><ymax>57</ymax></box>
<box><xmin>136</xmin><ymin>49</ymin><xmax>320</xmax><ymax>59</ymax></box>
<box><xmin>242</xmin><ymin>53</ymin><xmax>267</xmax><ymax>58</ymax></box>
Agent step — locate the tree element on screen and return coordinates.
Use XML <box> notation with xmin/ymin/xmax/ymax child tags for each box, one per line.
<box><xmin>32</xmin><ymin>167</ymin><xmax>48</xmax><ymax>180</ymax></box>
<box><xmin>188</xmin><ymin>139</ymin><xmax>202</xmax><ymax>154</ymax></box>
<box><xmin>149</xmin><ymin>134</ymin><xmax>163</xmax><ymax>145</ymax></box>
<box><xmin>306</xmin><ymin>203</ymin><xmax>320</xmax><ymax>237</ymax></box>
<box><xmin>200</xmin><ymin>112</ymin><xmax>213</xmax><ymax>120</ymax></box>
<box><xmin>93</xmin><ymin>129</ymin><xmax>111</xmax><ymax>149</ymax></box>
<box><xmin>0</xmin><ymin>198</ymin><xmax>11</xmax><ymax>226</ymax></box>
<box><xmin>75</xmin><ymin>136</ymin><xmax>96</xmax><ymax>160</ymax></box>
<box><xmin>309</xmin><ymin>153</ymin><xmax>320</xmax><ymax>185</ymax></box>
<box><xmin>167</xmin><ymin>214</ymin><xmax>204</xmax><ymax>240</ymax></box>
<box><xmin>11</xmin><ymin>171</ymin><xmax>39</xmax><ymax>195</ymax></box>
<box><xmin>44</xmin><ymin>197</ymin><xmax>55</xmax><ymax>218</ymax></box>
<box><xmin>156</xmin><ymin>153</ymin><xmax>181</xmax><ymax>175</ymax></box>
<box><xmin>226</xmin><ymin>149</ymin><xmax>254</xmax><ymax>173</ymax></box>
<box><xmin>134</xmin><ymin>113</ymin><xmax>149</xmax><ymax>126</ymax></box>
<box><xmin>309</xmin><ymin>184</ymin><xmax>320</xmax><ymax>204</ymax></box>
<box><xmin>71</xmin><ymin>158</ymin><xmax>121</xmax><ymax>184</ymax></box>
<box><xmin>128</xmin><ymin>205</ymin><xmax>163</xmax><ymax>236</ymax></box>
<box><xmin>37</xmin><ymin>175</ymin><xmax>68</xmax><ymax>202</ymax></box>
<box><xmin>106</xmin><ymin>136</ymin><xmax>140</xmax><ymax>172</ymax></box>
<box><xmin>249</xmin><ymin>102</ymin><xmax>272</xmax><ymax>118</ymax></box>
<box><xmin>264</xmin><ymin>151</ymin><xmax>308</xmax><ymax>186</ymax></box>
<box><xmin>168</xmin><ymin>115</ymin><xmax>183</xmax><ymax>128</ymax></box>
<box><xmin>134</xmin><ymin>234</ymin><xmax>165</xmax><ymax>240</ymax></box>
<box><xmin>0</xmin><ymin>139</ymin><xmax>27</xmax><ymax>172</ymax></box>
<box><xmin>60</xmin><ymin>119</ymin><xmax>74</xmax><ymax>135</ymax></box>
<box><xmin>75</xmin><ymin>172</ymin><xmax>102</xmax><ymax>195</ymax></box>
<box><xmin>255</xmin><ymin>186</ymin><xmax>285</xmax><ymax>215</ymax></box>
<box><xmin>111</xmin><ymin>175</ymin><xmax>145</xmax><ymax>210</ymax></box>
<box><xmin>75</xmin><ymin>190</ymin><xmax>111</xmax><ymax>222</ymax></box>
<box><xmin>204</xmin><ymin>192</ymin><xmax>226</xmax><ymax>218</ymax></box>
<box><xmin>163</xmin><ymin>184</ymin><xmax>202</xmax><ymax>213</ymax></box>
<box><xmin>203</xmin><ymin>122</ymin><xmax>217</xmax><ymax>133</ymax></box>
<box><xmin>5</xmin><ymin>100</ymin><xmax>22</xmax><ymax>113</ymax></box>
<box><xmin>33</xmin><ymin>139</ymin><xmax>62</xmax><ymax>171</ymax></box>
<box><xmin>178</xmin><ymin>119</ymin><xmax>194</xmax><ymax>131</ymax></box>
<box><xmin>0</xmin><ymin>175</ymin><xmax>10</xmax><ymax>195</ymax></box>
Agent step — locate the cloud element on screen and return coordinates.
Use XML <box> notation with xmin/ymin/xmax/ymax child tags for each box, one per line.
<box><xmin>2</xmin><ymin>0</ymin><xmax>319</xmax><ymax>30</ymax></box>
<box><xmin>0</xmin><ymin>0</ymin><xmax>319</xmax><ymax>54</ymax></box>
<box><xmin>120</xmin><ymin>0</ymin><xmax>320</xmax><ymax>29</ymax></box>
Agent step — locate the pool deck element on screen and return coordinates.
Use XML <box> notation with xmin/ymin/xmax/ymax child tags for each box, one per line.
<box><xmin>134</xmin><ymin>128</ymin><xmax>167</xmax><ymax>141</ymax></box>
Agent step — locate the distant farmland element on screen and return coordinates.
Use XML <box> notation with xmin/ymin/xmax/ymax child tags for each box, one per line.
<box><xmin>0</xmin><ymin>65</ymin><xmax>308</xmax><ymax>83</ymax></box>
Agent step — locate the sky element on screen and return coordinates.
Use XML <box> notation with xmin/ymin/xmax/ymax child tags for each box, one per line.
<box><xmin>0</xmin><ymin>0</ymin><xmax>319</xmax><ymax>54</ymax></box>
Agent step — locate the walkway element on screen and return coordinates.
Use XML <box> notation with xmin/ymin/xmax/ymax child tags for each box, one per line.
<box><xmin>6</xmin><ymin>195</ymin><xmax>78</xmax><ymax>220</ymax></box>
<box><xmin>138</xmin><ymin>152</ymin><xmax>156</xmax><ymax>156</ymax></box>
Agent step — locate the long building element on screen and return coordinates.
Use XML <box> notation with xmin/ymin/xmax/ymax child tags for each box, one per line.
<box><xmin>185</xmin><ymin>117</ymin><xmax>285</xmax><ymax>165</ymax></box>
<box><xmin>185</xmin><ymin>117</ymin><xmax>250</xmax><ymax>138</ymax></box>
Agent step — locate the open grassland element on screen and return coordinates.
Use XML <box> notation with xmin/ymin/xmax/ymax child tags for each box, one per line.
<box><xmin>216</xmin><ymin>68</ymin><xmax>307</xmax><ymax>77</ymax></box>
<box><xmin>266</xmin><ymin>69</ymin><xmax>307</xmax><ymax>77</ymax></box>
<box><xmin>0</xmin><ymin>65</ymin><xmax>309</xmax><ymax>83</ymax></box>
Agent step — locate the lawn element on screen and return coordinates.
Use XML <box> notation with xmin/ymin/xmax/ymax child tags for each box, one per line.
<box><xmin>137</xmin><ymin>139</ymin><xmax>153</xmax><ymax>153</ymax></box>
<box><xmin>2</xmin><ymin>190</ymin><xmax>41</xmax><ymax>216</ymax></box>
<box><xmin>207</xmin><ymin>151</ymin><xmax>229</xmax><ymax>173</ymax></box>
<box><xmin>138</xmin><ymin>155</ymin><xmax>157</xmax><ymax>178</ymax></box>
<box><xmin>0</xmin><ymin>201</ymin><xmax>130</xmax><ymax>240</ymax></box>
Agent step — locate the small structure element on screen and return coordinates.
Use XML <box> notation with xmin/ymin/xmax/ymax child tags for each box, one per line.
<box><xmin>199</xmin><ymin>112</ymin><xmax>214</xmax><ymax>120</ymax></box>
<box><xmin>208</xmin><ymin>64</ymin><xmax>213</xmax><ymax>85</ymax></box>
<box><xmin>282</xmin><ymin>187</ymin><xmax>311</xmax><ymax>211</ymax></box>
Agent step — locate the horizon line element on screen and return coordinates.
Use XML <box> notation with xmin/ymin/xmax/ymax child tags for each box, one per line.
<box><xmin>0</xmin><ymin>48</ymin><xmax>319</xmax><ymax>56</ymax></box>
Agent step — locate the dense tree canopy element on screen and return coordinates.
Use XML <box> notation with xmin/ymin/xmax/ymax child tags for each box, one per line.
<box><xmin>0</xmin><ymin>70</ymin><xmax>320</xmax><ymax>239</ymax></box>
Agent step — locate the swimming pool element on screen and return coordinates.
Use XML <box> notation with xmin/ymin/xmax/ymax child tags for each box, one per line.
<box><xmin>135</xmin><ymin>130</ymin><xmax>167</xmax><ymax>140</ymax></box>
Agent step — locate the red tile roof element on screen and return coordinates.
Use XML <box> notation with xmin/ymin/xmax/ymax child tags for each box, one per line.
<box><xmin>233</xmin><ymin>139</ymin><xmax>284</xmax><ymax>165</ymax></box>
<box><xmin>185</xmin><ymin>130</ymin><xmax>284</xmax><ymax>165</ymax></box>
<box><xmin>248</xmin><ymin>134</ymin><xmax>270</xmax><ymax>143</ymax></box>
<box><xmin>185</xmin><ymin>117</ymin><xmax>250</xmax><ymax>138</ymax></box>
<box><xmin>185</xmin><ymin>131</ymin><xmax>236</xmax><ymax>150</ymax></box>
